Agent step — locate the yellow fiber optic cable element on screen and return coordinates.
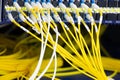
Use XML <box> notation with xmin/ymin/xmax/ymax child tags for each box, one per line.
<box><xmin>0</xmin><ymin>48</ymin><xmax>7</xmax><ymax>55</ymax></box>
<box><xmin>83</xmin><ymin>8</ymin><xmax>101</xmax><ymax>73</ymax></box>
<box><xmin>12</xmin><ymin>17</ymin><xmax>91</xmax><ymax>80</ymax></box>
<box><xmin>76</xmin><ymin>13</ymin><xmax>98</xmax><ymax>74</ymax></box>
<box><xmin>0</xmin><ymin>33</ymin><xmax>120</xmax><ymax>79</ymax></box>
<box><xmin>0</xmin><ymin>72</ymin><xmax>24</xmax><ymax>80</ymax></box>
<box><xmin>6</xmin><ymin>7</ymin><xmax>115</xmax><ymax>80</ymax></box>
<box><xmin>8</xmin><ymin>10</ymin><xmax>58</xmax><ymax>80</ymax></box>
<box><xmin>90</xmin><ymin>9</ymin><xmax>107</xmax><ymax>79</ymax></box>
<box><xmin>0</xmin><ymin>23</ymin><xmax>80</xmax><ymax>79</ymax></box>
<box><xmin>109</xmin><ymin>71</ymin><xmax>117</xmax><ymax>78</ymax></box>
<box><xmin>42</xmin><ymin>8</ymin><xmax>106</xmax><ymax>79</ymax></box>
<box><xmin>56</xmin><ymin>41</ymin><xmax>99</xmax><ymax>79</ymax></box>
<box><xmin>76</xmin><ymin>10</ymin><xmax>96</xmax><ymax>71</ymax></box>
<box><xmin>51</xmin><ymin>21</ymin><xmax>85</xmax><ymax>63</ymax></box>
<box><xmin>50</xmin><ymin>22</ymin><xmax>88</xmax><ymax>69</ymax></box>
<box><xmin>96</xmin><ymin>10</ymin><xmax>107</xmax><ymax>78</ymax></box>
<box><xmin>0</xmin><ymin>49</ymin><xmax>22</xmax><ymax>59</ymax></box>
<box><xmin>0</xmin><ymin>33</ymin><xmax>119</xmax><ymax>79</ymax></box>
<box><xmin>12</xmin><ymin>4</ymin><xmax>40</xmax><ymax>33</ymax></box>
<box><xmin>28</xmin><ymin>7</ymin><xmax>43</xmax><ymax>32</ymax></box>
<box><xmin>48</xmin><ymin>31</ymin><xmax>97</xmax><ymax>79</ymax></box>
<box><xmin>77</xmin><ymin>7</ymin><xmax>107</xmax><ymax>79</ymax></box>
<box><xmin>46</xmin><ymin>67</ymin><xmax>75</xmax><ymax>73</ymax></box>
<box><xmin>58</xmin><ymin>52</ymin><xmax>97</xmax><ymax>79</ymax></box>
<box><xmin>65</xmin><ymin>9</ymin><xmax>104</xmax><ymax>79</ymax></box>
<box><xmin>36</xmin><ymin>9</ymin><xmax>87</xmax><ymax>79</ymax></box>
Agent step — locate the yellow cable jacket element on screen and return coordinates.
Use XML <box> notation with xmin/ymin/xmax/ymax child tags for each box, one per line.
<box><xmin>28</xmin><ymin>57</ymin><xmax>63</xmax><ymax>77</ymax></box>
<box><xmin>0</xmin><ymin>72</ymin><xmax>25</xmax><ymax>80</ymax></box>
<box><xmin>74</xmin><ymin>56</ymin><xmax>120</xmax><ymax>72</ymax></box>
<box><xmin>102</xmin><ymin>57</ymin><xmax>120</xmax><ymax>72</ymax></box>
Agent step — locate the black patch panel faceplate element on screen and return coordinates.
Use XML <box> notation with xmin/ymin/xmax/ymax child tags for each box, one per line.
<box><xmin>2</xmin><ymin>0</ymin><xmax>24</xmax><ymax>22</ymax></box>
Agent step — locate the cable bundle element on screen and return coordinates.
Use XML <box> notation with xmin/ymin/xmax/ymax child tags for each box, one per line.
<box><xmin>3</xmin><ymin>0</ymin><xmax>120</xmax><ymax>80</ymax></box>
<box><xmin>0</xmin><ymin>34</ymin><xmax>65</xmax><ymax>80</ymax></box>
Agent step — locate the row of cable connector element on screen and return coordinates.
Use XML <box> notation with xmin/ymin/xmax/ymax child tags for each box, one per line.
<box><xmin>5</xmin><ymin>0</ymin><xmax>120</xmax><ymax>13</ymax></box>
<box><xmin>5</xmin><ymin>0</ymin><xmax>102</xmax><ymax>33</ymax></box>
<box><xmin>5</xmin><ymin>0</ymin><xmax>120</xmax><ymax>25</ymax></box>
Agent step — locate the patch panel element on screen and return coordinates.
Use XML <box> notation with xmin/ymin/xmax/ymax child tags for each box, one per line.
<box><xmin>1</xmin><ymin>0</ymin><xmax>120</xmax><ymax>24</ymax></box>
<box><xmin>2</xmin><ymin>0</ymin><xmax>24</xmax><ymax>22</ymax></box>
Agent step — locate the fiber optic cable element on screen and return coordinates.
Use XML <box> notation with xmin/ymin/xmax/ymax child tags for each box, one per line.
<box><xmin>57</xmin><ymin>49</ymin><xmax>97</xmax><ymax>79</ymax></box>
<box><xmin>88</xmin><ymin>8</ymin><xmax>108</xmax><ymax>79</ymax></box>
<box><xmin>27</xmin><ymin>4</ymin><xmax>58</xmax><ymax>79</ymax></box>
<box><xmin>90</xmin><ymin>2</ymin><xmax>108</xmax><ymax>79</ymax></box>
<box><xmin>24</xmin><ymin>0</ymin><xmax>41</xmax><ymax>33</ymax></box>
<box><xmin>35</xmin><ymin>7</ymin><xmax>59</xmax><ymax>80</ymax></box>
<box><xmin>80</xmin><ymin>0</ymin><xmax>103</xmax><ymax>76</ymax></box>
<box><xmin>95</xmin><ymin>11</ymin><xmax>107</xmax><ymax>79</ymax></box>
<box><xmin>0</xmin><ymin>37</ymin><xmax>120</xmax><ymax>80</ymax></box>
<box><xmin>0</xmin><ymin>36</ymin><xmax>57</xmax><ymax>79</ymax></box>
<box><xmin>68</xmin><ymin>0</ymin><xmax>108</xmax><ymax>79</ymax></box>
<box><xmin>36</xmin><ymin>26</ymin><xmax>59</xmax><ymax>80</ymax></box>
<box><xmin>0</xmin><ymin>34</ymin><xmax>62</xmax><ymax>79</ymax></box>
<box><xmin>65</xmin><ymin>2</ymin><xmax>91</xmax><ymax>49</ymax></box>
<box><xmin>13</xmin><ymin>0</ymin><xmax>40</xmax><ymax>34</ymax></box>
<box><xmin>5</xmin><ymin>0</ymin><xmax>116</xmax><ymax>80</ymax></box>
<box><xmin>68</xmin><ymin>0</ymin><xmax>84</xmax><ymax>42</ymax></box>
<box><xmin>35</xmin><ymin>0</ymin><xmax>43</xmax><ymax>34</ymax></box>
<box><xmin>0</xmin><ymin>48</ymin><xmax>7</xmax><ymax>55</ymax></box>
<box><xmin>9</xmin><ymin>10</ymin><xmax>92</xmax><ymax>80</ymax></box>
<box><xmin>69</xmin><ymin>0</ymin><xmax>77</xmax><ymax>13</ymax></box>
<box><xmin>76</xmin><ymin>9</ymin><xmax>95</xmax><ymax>69</ymax></box>
<box><xmin>44</xmin><ymin>2</ymin><xmax>78</xmax><ymax>48</ymax></box>
<box><xmin>55</xmin><ymin>28</ymin><xmax>99</xmax><ymax>79</ymax></box>
<box><xmin>19</xmin><ymin>13</ymin><xmax>35</xmax><ymax>29</ymax></box>
<box><xmin>13</xmin><ymin>5</ymin><xmax>54</xmax><ymax>79</ymax></box>
<box><xmin>0</xmin><ymin>32</ymin><xmax>117</xmax><ymax>79</ymax></box>
<box><xmin>58</xmin><ymin>0</ymin><xmax>80</xmax><ymax>46</ymax></box>
<box><xmin>69</xmin><ymin>0</ymin><xmax>94</xmax><ymax>66</ymax></box>
<box><xmin>45</xmin><ymin>2</ymin><xmax>90</xmax><ymax>76</ymax></box>
<box><xmin>76</xmin><ymin>13</ymin><xmax>99</xmax><ymax>76</ymax></box>
<box><xmin>29</xmin><ymin>10</ymin><xmax>51</xmax><ymax>80</ymax></box>
<box><xmin>0</xmin><ymin>29</ymin><xmax>120</xmax><ymax>79</ymax></box>
<box><xmin>69</xmin><ymin>2</ymin><xmax>101</xmax><ymax>75</ymax></box>
<box><xmin>80</xmin><ymin>0</ymin><xmax>95</xmax><ymax>33</ymax></box>
<box><xmin>7</xmin><ymin>12</ymin><xmax>46</xmax><ymax>47</ymax></box>
<box><xmin>47</xmin><ymin>23</ymin><xmax>98</xmax><ymax>79</ymax></box>
<box><xmin>29</xmin><ymin>56</ymin><xmax>63</xmax><ymax>74</ymax></box>
<box><xmin>0</xmin><ymin>50</ymin><xmax>22</xmax><ymax>59</ymax></box>
<box><xmin>53</xmin><ymin>1</ymin><xmax>105</xmax><ymax>79</ymax></box>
